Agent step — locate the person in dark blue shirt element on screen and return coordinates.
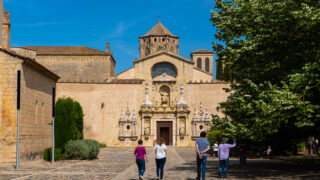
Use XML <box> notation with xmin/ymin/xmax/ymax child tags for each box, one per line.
<box><xmin>195</xmin><ymin>131</ymin><xmax>210</xmax><ymax>180</ymax></box>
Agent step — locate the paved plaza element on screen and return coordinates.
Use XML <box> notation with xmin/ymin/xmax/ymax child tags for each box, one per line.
<box><xmin>0</xmin><ymin>147</ymin><xmax>320</xmax><ymax>180</ymax></box>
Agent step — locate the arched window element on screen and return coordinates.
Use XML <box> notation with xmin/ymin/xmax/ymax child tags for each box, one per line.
<box><xmin>197</xmin><ymin>58</ymin><xmax>202</xmax><ymax>69</ymax></box>
<box><xmin>35</xmin><ymin>100</ymin><xmax>38</xmax><ymax>124</ymax></box>
<box><xmin>205</xmin><ymin>58</ymin><xmax>210</xmax><ymax>72</ymax></box>
<box><xmin>152</xmin><ymin>62</ymin><xmax>177</xmax><ymax>78</ymax></box>
<box><xmin>41</xmin><ymin>102</ymin><xmax>44</xmax><ymax>125</ymax></box>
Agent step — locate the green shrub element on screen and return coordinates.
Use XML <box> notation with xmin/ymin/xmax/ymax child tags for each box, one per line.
<box><xmin>83</xmin><ymin>139</ymin><xmax>100</xmax><ymax>159</ymax></box>
<box><xmin>207</xmin><ymin>130</ymin><xmax>224</xmax><ymax>145</ymax></box>
<box><xmin>43</xmin><ymin>147</ymin><xmax>63</xmax><ymax>161</ymax></box>
<box><xmin>64</xmin><ymin>139</ymin><xmax>100</xmax><ymax>160</ymax></box>
<box><xmin>55</xmin><ymin>97</ymin><xmax>84</xmax><ymax>150</ymax></box>
<box><xmin>296</xmin><ymin>141</ymin><xmax>305</xmax><ymax>153</ymax></box>
<box><xmin>99</xmin><ymin>143</ymin><xmax>107</xmax><ymax>148</ymax></box>
<box><xmin>65</xmin><ymin>140</ymin><xmax>89</xmax><ymax>160</ymax></box>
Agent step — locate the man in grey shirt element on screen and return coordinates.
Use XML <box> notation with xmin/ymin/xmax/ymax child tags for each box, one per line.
<box><xmin>196</xmin><ymin>131</ymin><xmax>210</xmax><ymax>180</ymax></box>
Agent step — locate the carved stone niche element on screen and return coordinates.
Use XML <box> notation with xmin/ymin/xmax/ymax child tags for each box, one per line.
<box><xmin>179</xmin><ymin>116</ymin><xmax>186</xmax><ymax>139</ymax></box>
<box><xmin>119</xmin><ymin>105</ymin><xmax>138</xmax><ymax>141</ymax></box>
<box><xmin>143</xmin><ymin>116</ymin><xmax>151</xmax><ymax>140</ymax></box>
<box><xmin>191</xmin><ymin>102</ymin><xmax>211</xmax><ymax>140</ymax></box>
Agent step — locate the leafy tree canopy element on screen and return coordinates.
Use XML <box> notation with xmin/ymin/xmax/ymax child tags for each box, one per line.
<box><xmin>210</xmin><ymin>0</ymin><xmax>320</xmax><ymax>154</ymax></box>
<box><xmin>212</xmin><ymin>0</ymin><xmax>320</xmax><ymax>84</ymax></box>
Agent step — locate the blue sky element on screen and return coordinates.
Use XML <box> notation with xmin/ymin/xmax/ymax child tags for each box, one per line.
<box><xmin>4</xmin><ymin>0</ymin><xmax>220</xmax><ymax>77</ymax></box>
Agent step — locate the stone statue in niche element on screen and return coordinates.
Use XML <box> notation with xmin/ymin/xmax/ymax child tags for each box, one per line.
<box><xmin>179</xmin><ymin>118</ymin><xmax>186</xmax><ymax>136</ymax></box>
<box><xmin>144</xmin><ymin>118</ymin><xmax>151</xmax><ymax>136</ymax></box>
<box><xmin>144</xmin><ymin>126</ymin><xmax>150</xmax><ymax>136</ymax></box>
<box><xmin>159</xmin><ymin>85</ymin><xmax>170</xmax><ymax>107</ymax></box>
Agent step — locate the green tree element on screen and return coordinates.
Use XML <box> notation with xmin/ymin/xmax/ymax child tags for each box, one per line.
<box><xmin>210</xmin><ymin>0</ymin><xmax>320</xmax><ymax>155</ymax></box>
<box><xmin>55</xmin><ymin>97</ymin><xmax>84</xmax><ymax>150</ymax></box>
<box><xmin>212</xmin><ymin>0</ymin><xmax>320</xmax><ymax>84</ymax></box>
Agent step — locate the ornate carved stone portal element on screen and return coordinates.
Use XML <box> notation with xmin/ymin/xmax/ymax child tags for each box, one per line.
<box><xmin>140</xmin><ymin>81</ymin><xmax>190</xmax><ymax>145</ymax></box>
<box><xmin>118</xmin><ymin>104</ymin><xmax>138</xmax><ymax>141</ymax></box>
<box><xmin>191</xmin><ymin>102</ymin><xmax>211</xmax><ymax>139</ymax></box>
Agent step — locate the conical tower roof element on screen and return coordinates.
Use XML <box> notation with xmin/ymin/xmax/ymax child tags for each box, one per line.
<box><xmin>143</xmin><ymin>20</ymin><xmax>177</xmax><ymax>37</ymax></box>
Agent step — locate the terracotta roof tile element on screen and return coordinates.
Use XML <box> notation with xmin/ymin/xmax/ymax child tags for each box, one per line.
<box><xmin>143</xmin><ymin>21</ymin><xmax>177</xmax><ymax>37</ymax></box>
<box><xmin>191</xmin><ymin>49</ymin><xmax>214</xmax><ymax>54</ymax></box>
<box><xmin>20</xmin><ymin>46</ymin><xmax>109</xmax><ymax>55</ymax></box>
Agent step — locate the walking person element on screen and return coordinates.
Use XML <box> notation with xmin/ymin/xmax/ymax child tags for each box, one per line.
<box><xmin>218</xmin><ymin>138</ymin><xmax>236</xmax><ymax>178</ymax></box>
<box><xmin>155</xmin><ymin>138</ymin><xmax>167</xmax><ymax>180</ymax></box>
<box><xmin>134</xmin><ymin>140</ymin><xmax>148</xmax><ymax>180</ymax></box>
<box><xmin>196</xmin><ymin>131</ymin><xmax>210</xmax><ymax>180</ymax></box>
<box><xmin>262</xmin><ymin>145</ymin><xmax>272</xmax><ymax>158</ymax></box>
<box><xmin>212</xmin><ymin>141</ymin><xmax>219</xmax><ymax>159</ymax></box>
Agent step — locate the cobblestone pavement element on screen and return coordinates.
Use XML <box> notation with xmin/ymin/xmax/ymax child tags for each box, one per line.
<box><xmin>0</xmin><ymin>147</ymin><xmax>135</xmax><ymax>180</ymax></box>
<box><xmin>1</xmin><ymin>147</ymin><xmax>320</xmax><ymax>180</ymax></box>
<box><xmin>176</xmin><ymin>147</ymin><xmax>320</xmax><ymax>180</ymax></box>
<box><xmin>112</xmin><ymin>146</ymin><xmax>196</xmax><ymax>180</ymax></box>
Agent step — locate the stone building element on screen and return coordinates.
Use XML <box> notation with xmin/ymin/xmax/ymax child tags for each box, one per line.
<box><xmin>1</xmin><ymin>4</ymin><xmax>230</xmax><ymax>163</ymax></box>
<box><xmin>15</xmin><ymin>20</ymin><xmax>230</xmax><ymax>147</ymax></box>
<box><xmin>0</xmin><ymin>5</ymin><xmax>59</xmax><ymax>162</ymax></box>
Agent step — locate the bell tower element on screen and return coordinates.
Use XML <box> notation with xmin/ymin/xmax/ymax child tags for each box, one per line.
<box><xmin>139</xmin><ymin>20</ymin><xmax>179</xmax><ymax>59</ymax></box>
<box><xmin>0</xmin><ymin>2</ymin><xmax>10</xmax><ymax>49</ymax></box>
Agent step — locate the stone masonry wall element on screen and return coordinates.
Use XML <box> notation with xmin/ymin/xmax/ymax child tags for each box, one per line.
<box><xmin>56</xmin><ymin>82</ymin><xmax>230</xmax><ymax>147</ymax></box>
<box><xmin>56</xmin><ymin>83</ymin><xmax>143</xmax><ymax>147</ymax></box>
<box><xmin>35</xmin><ymin>55</ymin><xmax>115</xmax><ymax>82</ymax></box>
<box><xmin>0</xmin><ymin>51</ymin><xmax>56</xmax><ymax>162</ymax></box>
<box><xmin>19</xmin><ymin>63</ymin><xmax>56</xmax><ymax>161</ymax></box>
<box><xmin>0</xmin><ymin>51</ymin><xmax>19</xmax><ymax>162</ymax></box>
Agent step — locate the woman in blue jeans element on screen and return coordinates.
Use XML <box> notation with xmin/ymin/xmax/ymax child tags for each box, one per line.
<box><xmin>134</xmin><ymin>140</ymin><xmax>148</xmax><ymax>180</ymax></box>
<box><xmin>154</xmin><ymin>138</ymin><xmax>167</xmax><ymax>180</ymax></box>
<box><xmin>218</xmin><ymin>138</ymin><xmax>236</xmax><ymax>178</ymax></box>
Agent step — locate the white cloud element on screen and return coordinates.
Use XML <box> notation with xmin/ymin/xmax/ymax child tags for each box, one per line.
<box><xmin>16</xmin><ymin>21</ymin><xmax>72</xmax><ymax>28</ymax></box>
<box><xmin>107</xmin><ymin>17</ymin><xmax>147</xmax><ymax>39</ymax></box>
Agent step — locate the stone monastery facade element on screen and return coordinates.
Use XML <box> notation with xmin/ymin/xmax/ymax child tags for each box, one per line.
<box><xmin>0</xmin><ymin>3</ymin><xmax>229</xmax><ymax>162</ymax></box>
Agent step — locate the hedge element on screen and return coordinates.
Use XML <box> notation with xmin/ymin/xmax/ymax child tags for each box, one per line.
<box><xmin>43</xmin><ymin>147</ymin><xmax>63</xmax><ymax>161</ymax></box>
<box><xmin>99</xmin><ymin>143</ymin><xmax>107</xmax><ymax>148</ymax></box>
<box><xmin>65</xmin><ymin>139</ymin><xmax>100</xmax><ymax>160</ymax></box>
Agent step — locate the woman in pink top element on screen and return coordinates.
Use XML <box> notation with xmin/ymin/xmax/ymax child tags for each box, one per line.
<box><xmin>134</xmin><ymin>140</ymin><xmax>148</xmax><ymax>180</ymax></box>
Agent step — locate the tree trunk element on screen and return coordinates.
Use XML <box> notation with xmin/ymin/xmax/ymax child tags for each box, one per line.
<box><xmin>305</xmin><ymin>136</ymin><xmax>319</xmax><ymax>156</ymax></box>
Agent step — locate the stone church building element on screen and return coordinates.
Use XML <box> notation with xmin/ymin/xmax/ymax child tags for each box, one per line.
<box><xmin>16</xmin><ymin>20</ymin><xmax>229</xmax><ymax>147</ymax></box>
<box><xmin>0</xmin><ymin>4</ymin><xmax>229</xmax><ymax>162</ymax></box>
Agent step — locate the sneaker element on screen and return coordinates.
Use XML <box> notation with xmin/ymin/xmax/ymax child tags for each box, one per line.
<box><xmin>139</xmin><ymin>175</ymin><xmax>144</xmax><ymax>180</ymax></box>
<box><xmin>157</xmin><ymin>177</ymin><xmax>160</xmax><ymax>180</ymax></box>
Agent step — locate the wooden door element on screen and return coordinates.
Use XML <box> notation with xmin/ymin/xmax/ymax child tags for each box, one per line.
<box><xmin>157</xmin><ymin>121</ymin><xmax>173</xmax><ymax>145</ymax></box>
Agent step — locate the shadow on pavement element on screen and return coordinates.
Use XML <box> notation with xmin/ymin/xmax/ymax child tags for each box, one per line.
<box><xmin>170</xmin><ymin>159</ymin><xmax>320</xmax><ymax>179</ymax></box>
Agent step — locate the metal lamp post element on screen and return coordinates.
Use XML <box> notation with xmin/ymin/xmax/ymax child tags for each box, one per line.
<box><xmin>16</xmin><ymin>70</ymin><xmax>21</xmax><ymax>170</ymax></box>
<box><xmin>52</xmin><ymin>87</ymin><xmax>55</xmax><ymax>163</ymax></box>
